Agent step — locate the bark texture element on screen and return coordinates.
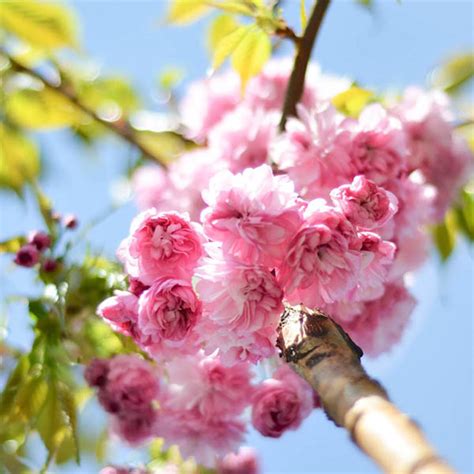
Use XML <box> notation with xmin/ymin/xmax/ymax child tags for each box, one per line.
<box><xmin>277</xmin><ymin>304</ymin><xmax>455</xmax><ymax>474</ymax></box>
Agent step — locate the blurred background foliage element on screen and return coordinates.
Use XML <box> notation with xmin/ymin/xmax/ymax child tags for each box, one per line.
<box><xmin>0</xmin><ymin>0</ymin><xmax>472</xmax><ymax>472</ymax></box>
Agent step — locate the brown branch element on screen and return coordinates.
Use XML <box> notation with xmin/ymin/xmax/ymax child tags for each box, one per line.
<box><xmin>1</xmin><ymin>49</ymin><xmax>167</xmax><ymax>167</ymax></box>
<box><xmin>278</xmin><ymin>305</ymin><xmax>455</xmax><ymax>474</ymax></box>
<box><xmin>274</xmin><ymin>25</ymin><xmax>301</xmax><ymax>45</ymax></box>
<box><xmin>279</xmin><ymin>0</ymin><xmax>331</xmax><ymax>131</ymax></box>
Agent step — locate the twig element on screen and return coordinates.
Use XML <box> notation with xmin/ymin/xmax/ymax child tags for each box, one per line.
<box><xmin>278</xmin><ymin>305</ymin><xmax>455</xmax><ymax>474</ymax></box>
<box><xmin>1</xmin><ymin>49</ymin><xmax>167</xmax><ymax>167</ymax></box>
<box><xmin>279</xmin><ymin>0</ymin><xmax>331</xmax><ymax>131</ymax></box>
<box><xmin>274</xmin><ymin>25</ymin><xmax>301</xmax><ymax>45</ymax></box>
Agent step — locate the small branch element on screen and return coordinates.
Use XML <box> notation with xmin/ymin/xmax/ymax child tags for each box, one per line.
<box><xmin>1</xmin><ymin>49</ymin><xmax>167</xmax><ymax>167</ymax></box>
<box><xmin>278</xmin><ymin>305</ymin><xmax>454</xmax><ymax>474</ymax></box>
<box><xmin>274</xmin><ymin>25</ymin><xmax>301</xmax><ymax>45</ymax></box>
<box><xmin>279</xmin><ymin>0</ymin><xmax>331</xmax><ymax>131</ymax></box>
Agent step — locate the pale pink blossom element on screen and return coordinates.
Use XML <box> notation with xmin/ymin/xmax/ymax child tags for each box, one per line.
<box><xmin>97</xmin><ymin>291</ymin><xmax>138</xmax><ymax>337</ymax></box>
<box><xmin>165</xmin><ymin>352</ymin><xmax>253</xmax><ymax>420</ymax></box>
<box><xmin>217</xmin><ymin>447</ymin><xmax>259</xmax><ymax>474</ymax></box>
<box><xmin>180</xmin><ymin>71</ymin><xmax>240</xmax><ymax>142</ymax></box>
<box><xmin>208</xmin><ymin>106</ymin><xmax>279</xmax><ymax>173</ymax></box>
<box><xmin>137</xmin><ymin>278</ymin><xmax>202</xmax><ymax>358</ymax></box>
<box><xmin>201</xmin><ymin>164</ymin><xmax>305</xmax><ymax>267</ymax></box>
<box><xmin>271</xmin><ymin>103</ymin><xmax>354</xmax><ymax>199</ymax></box>
<box><xmin>132</xmin><ymin>165</ymin><xmax>173</xmax><ymax>211</ymax></box>
<box><xmin>330</xmin><ymin>175</ymin><xmax>398</xmax><ymax>230</ymax></box>
<box><xmin>341</xmin><ymin>282</ymin><xmax>416</xmax><ymax>357</ymax></box>
<box><xmin>278</xmin><ymin>200</ymin><xmax>361</xmax><ymax>308</ymax></box>
<box><xmin>117</xmin><ymin>210</ymin><xmax>204</xmax><ymax>285</ymax></box>
<box><xmin>344</xmin><ymin>104</ymin><xmax>409</xmax><ymax>185</ymax></box>
<box><xmin>100</xmin><ymin>466</ymin><xmax>149</xmax><ymax>474</ymax></box>
<box><xmin>251</xmin><ymin>365</ymin><xmax>313</xmax><ymax>438</ymax></box>
<box><xmin>196</xmin><ymin>244</ymin><xmax>283</xmax><ymax>363</ymax></box>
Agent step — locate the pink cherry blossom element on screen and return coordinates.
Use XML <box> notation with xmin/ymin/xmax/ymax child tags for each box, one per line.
<box><xmin>165</xmin><ymin>352</ymin><xmax>253</xmax><ymax>420</ymax></box>
<box><xmin>217</xmin><ymin>447</ymin><xmax>260</xmax><ymax>474</ymax></box>
<box><xmin>201</xmin><ymin>164</ymin><xmax>305</xmax><ymax>267</ymax></box>
<box><xmin>208</xmin><ymin>105</ymin><xmax>279</xmax><ymax>173</ymax></box>
<box><xmin>251</xmin><ymin>365</ymin><xmax>313</xmax><ymax>438</ymax></box>
<box><xmin>100</xmin><ymin>466</ymin><xmax>149</xmax><ymax>474</ymax></box>
<box><xmin>97</xmin><ymin>291</ymin><xmax>138</xmax><ymax>337</ymax></box>
<box><xmin>84</xmin><ymin>358</ymin><xmax>110</xmax><ymax>388</ymax></box>
<box><xmin>180</xmin><ymin>71</ymin><xmax>240</xmax><ymax>142</ymax></box>
<box><xmin>14</xmin><ymin>244</ymin><xmax>40</xmax><ymax>268</ymax></box>
<box><xmin>344</xmin><ymin>104</ymin><xmax>409</xmax><ymax>185</ymax></box>
<box><xmin>330</xmin><ymin>175</ymin><xmax>398</xmax><ymax>230</ymax></box>
<box><xmin>27</xmin><ymin>230</ymin><xmax>51</xmax><ymax>252</ymax></box>
<box><xmin>132</xmin><ymin>165</ymin><xmax>172</xmax><ymax>211</ymax></box>
<box><xmin>137</xmin><ymin>278</ymin><xmax>202</xmax><ymax>358</ymax></box>
<box><xmin>117</xmin><ymin>210</ymin><xmax>204</xmax><ymax>285</ymax></box>
<box><xmin>341</xmin><ymin>282</ymin><xmax>416</xmax><ymax>357</ymax></box>
<box><xmin>112</xmin><ymin>406</ymin><xmax>158</xmax><ymax>445</ymax></box>
<box><xmin>271</xmin><ymin>103</ymin><xmax>354</xmax><ymax>199</ymax></box>
<box><xmin>278</xmin><ymin>200</ymin><xmax>361</xmax><ymax>307</ymax></box>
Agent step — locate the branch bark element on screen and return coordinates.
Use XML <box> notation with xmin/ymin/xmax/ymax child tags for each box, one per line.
<box><xmin>279</xmin><ymin>0</ymin><xmax>331</xmax><ymax>131</ymax></box>
<box><xmin>278</xmin><ymin>305</ymin><xmax>455</xmax><ymax>474</ymax></box>
<box><xmin>2</xmin><ymin>49</ymin><xmax>167</xmax><ymax>167</ymax></box>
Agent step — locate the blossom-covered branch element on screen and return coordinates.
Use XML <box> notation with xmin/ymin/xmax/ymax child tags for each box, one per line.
<box><xmin>278</xmin><ymin>306</ymin><xmax>455</xmax><ymax>473</ymax></box>
<box><xmin>2</xmin><ymin>49</ymin><xmax>168</xmax><ymax>167</ymax></box>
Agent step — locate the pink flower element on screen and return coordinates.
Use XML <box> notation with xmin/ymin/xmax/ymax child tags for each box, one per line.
<box><xmin>97</xmin><ymin>291</ymin><xmax>138</xmax><ymax>337</ymax></box>
<box><xmin>196</xmin><ymin>244</ymin><xmax>283</xmax><ymax>364</ymax></box>
<box><xmin>112</xmin><ymin>406</ymin><xmax>158</xmax><ymax>445</ymax></box>
<box><xmin>137</xmin><ymin>278</ymin><xmax>202</xmax><ymax>358</ymax></box>
<box><xmin>278</xmin><ymin>200</ymin><xmax>361</xmax><ymax>307</ymax></box>
<box><xmin>251</xmin><ymin>365</ymin><xmax>313</xmax><ymax>438</ymax></box>
<box><xmin>201</xmin><ymin>165</ymin><xmax>305</xmax><ymax>267</ymax></box>
<box><xmin>132</xmin><ymin>165</ymin><xmax>172</xmax><ymax>211</ymax></box>
<box><xmin>14</xmin><ymin>244</ymin><xmax>40</xmax><ymax>268</ymax></box>
<box><xmin>344</xmin><ymin>104</ymin><xmax>409</xmax><ymax>185</ymax></box>
<box><xmin>28</xmin><ymin>230</ymin><xmax>51</xmax><ymax>252</ymax></box>
<box><xmin>217</xmin><ymin>447</ymin><xmax>260</xmax><ymax>474</ymax></box>
<box><xmin>341</xmin><ymin>282</ymin><xmax>416</xmax><ymax>357</ymax></box>
<box><xmin>84</xmin><ymin>358</ymin><xmax>110</xmax><ymax>388</ymax></box>
<box><xmin>180</xmin><ymin>71</ymin><xmax>240</xmax><ymax>142</ymax></box>
<box><xmin>330</xmin><ymin>175</ymin><xmax>398</xmax><ymax>230</ymax></box>
<box><xmin>159</xmin><ymin>408</ymin><xmax>246</xmax><ymax>467</ymax></box>
<box><xmin>208</xmin><ymin>105</ymin><xmax>279</xmax><ymax>173</ymax></box>
<box><xmin>100</xmin><ymin>467</ymin><xmax>148</xmax><ymax>474</ymax></box>
<box><xmin>165</xmin><ymin>352</ymin><xmax>253</xmax><ymax>420</ymax></box>
<box><xmin>118</xmin><ymin>210</ymin><xmax>204</xmax><ymax>285</ymax></box>
<box><xmin>271</xmin><ymin>103</ymin><xmax>354</xmax><ymax>199</ymax></box>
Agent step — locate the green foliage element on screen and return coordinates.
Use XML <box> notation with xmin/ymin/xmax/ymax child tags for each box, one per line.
<box><xmin>166</xmin><ymin>0</ymin><xmax>211</xmax><ymax>25</ymax></box>
<box><xmin>0</xmin><ymin>0</ymin><xmax>79</xmax><ymax>50</ymax></box>
<box><xmin>0</xmin><ymin>235</ymin><xmax>26</xmax><ymax>253</ymax></box>
<box><xmin>431</xmin><ymin>52</ymin><xmax>474</xmax><ymax>95</ymax></box>
<box><xmin>332</xmin><ymin>86</ymin><xmax>375</xmax><ymax>117</ymax></box>
<box><xmin>432</xmin><ymin>210</ymin><xmax>457</xmax><ymax>261</ymax></box>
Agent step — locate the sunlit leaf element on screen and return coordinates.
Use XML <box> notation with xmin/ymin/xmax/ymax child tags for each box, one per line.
<box><xmin>455</xmin><ymin>186</ymin><xmax>474</xmax><ymax>241</ymax></box>
<box><xmin>135</xmin><ymin>131</ymin><xmax>195</xmax><ymax>164</ymax></box>
<box><xmin>0</xmin><ymin>235</ymin><xmax>26</xmax><ymax>253</ymax></box>
<box><xmin>6</xmin><ymin>86</ymin><xmax>83</xmax><ymax>129</ymax></box>
<box><xmin>0</xmin><ymin>356</ymin><xmax>30</xmax><ymax>420</ymax></box>
<box><xmin>166</xmin><ymin>0</ymin><xmax>210</xmax><ymax>25</ymax></box>
<box><xmin>456</xmin><ymin>122</ymin><xmax>474</xmax><ymax>153</ymax></box>
<box><xmin>207</xmin><ymin>0</ymin><xmax>256</xmax><ymax>16</ymax></box>
<box><xmin>431</xmin><ymin>52</ymin><xmax>474</xmax><ymax>94</ymax></box>
<box><xmin>57</xmin><ymin>382</ymin><xmax>80</xmax><ymax>464</ymax></box>
<box><xmin>158</xmin><ymin>67</ymin><xmax>184</xmax><ymax>91</ymax></box>
<box><xmin>0</xmin><ymin>123</ymin><xmax>40</xmax><ymax>192</ymax></box>
<box><xmin>0</xmin><ymin>0</ymin><xmax>79</xmax><ymax>50</ymax></box>
<box><xmin>432</xmin><ymin>210</ymin><xmax>457</xmax><ymax>261</ymax></box>
<box><xmin>212</xmin><ymin>25</ymin><xmax>249</xmax><ymax>71</ymax></box>
<box><xmin>16</xmin><ymin>376</ymin><xmax>48</xmax><ymax>419</ymax></box>
<box><xmin>300</xmin><ymin>0</ymin><xmax>307</xmax><ymax>29</ymax></box>
<box><xmin>231</xmin><ymin>26</ymin><xmax>271</xmax><ymax>91</ymax></box>
<box><xmin>208</xmin><ymin>14</ymin><xmax>239</xmax><ymax>53</ymax></box>
<box><xmin>332</xmin><ymin>86</ymin><xmax>374</xmax><ymax>117</ymax></box>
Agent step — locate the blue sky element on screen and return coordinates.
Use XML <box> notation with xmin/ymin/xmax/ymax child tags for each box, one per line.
<box><xmin>1</xmin><ymin>1</ymin><xmax>473</xmax><ymax>472</ymax></box>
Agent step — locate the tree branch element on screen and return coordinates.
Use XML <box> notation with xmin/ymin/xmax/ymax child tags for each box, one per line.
<box><xmin>278</xmin><ymin>305</ymin><xmax>454</xmax><ymax>474</ymax></box>
<box><xmin>2</xmin><ymin>50</ymin><xmax>167</xmax><ymax>167</ymax></box>
<box><xmin>279</xmin><ymin>0</ymin><xmax>331</xmax><ymax>131</ymax></box>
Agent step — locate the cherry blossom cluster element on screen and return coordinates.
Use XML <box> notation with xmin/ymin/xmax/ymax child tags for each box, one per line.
<box><xmin>90</xmin><ymin>58</ymin><xmax>472</xmax><ymax>467</ymax></box>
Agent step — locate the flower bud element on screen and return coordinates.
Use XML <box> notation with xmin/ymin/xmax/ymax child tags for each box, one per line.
<box><xmin>28</xmin><ymin>230</ymin><xmax>51</xmax><ymax>252</ymax></box>
<box><xmin>14</xmin><ymin>244</ymin><xmax>40</xmax><ymax>268</ymax></box>
<box><xmin>63</xmin><ymin>214</ymin><xmax>78</xmax><ymax>229</ymax></box>
<box><xmin>42</xmin><ymin>258</ymin><xmax>58</xmax><ymax>273</ymax></box>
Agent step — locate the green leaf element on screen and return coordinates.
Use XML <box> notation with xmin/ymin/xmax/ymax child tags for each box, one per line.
<box><xmin>212</xmin><ymin>25</ymin><xmax>249</xmax><ymax>71</ymax></box>
<box><xmin>31</xmin><ymin>183</ymin><xmax>56</xmax><ymax>234</ymax></box>
<box><xmin>15</xmin><ymin>376</ymin><xmax>49</xmax><ymax>420</ymax></box>
<box><xmin>455</xmin><ymin>186</ymin><xmax>474</xmax><ymax>240</ymax></box>
<box><xmin>0</xmin><ymin>235</ymin><xmax>26</xmax><ymax>253</ymax></box>
<box><xmin>432</xmin><ymin>210</ymin><xmax>457</xmax><ymax>261</ymax></box>
<box><xmin>332</xmin><ymin>86</ymin><xmax>374</xmax><ymax>117</ymax></box>
<box><xmin>0</xmin><ymin>0</ymin><xmax>79</xmax><ymax>50</ymax></box>
<box><xmin>166</xmin><ymin>0</ymin><xmax>210</xmax><ymax>25</ymax></box>
<box><xmin>0</xmin><ymin>356</ymin><xmax>30</xmax><ymax>420</ymax></box>
<box><xmin>208</xmin><ymin>14</ymin><xmax>239</xmax><ymax>53</ymax></box>
<box><xmin>0</xmin><ymin>123</ymin><xmax>40</xmax><ymax>193</ymax></box>
<box><xmin>57</xmin><ymin>382</ymin><xmax>79</xmax><ymax>464</ymax></box>
<box><xmin>135</xmin><ymin>131</ymin><xmax>195</xmax><ymax>164</ymax></box>
<box><xmin>6</xmin><ymin>86</ymin><xmax>83</xmax><ymax>129</ymax></box>
<box><xmin>431</xmin><ymin>52</ymin><xmax>474</xmax><ymax>95</ymax></box>
<box><xmin>158</xmin><ymin>67</ymin><xmax>184</xmax><ymax>91</ymax></box>
<box><xmin>231</xmin><ymin>26</ymin><xmax>271</xmax><ymax>91</ymax></box>
<box><xmin>300</xmin><ymin>0</ymin><xmax>307</xmax><ymax>30</ymax></box>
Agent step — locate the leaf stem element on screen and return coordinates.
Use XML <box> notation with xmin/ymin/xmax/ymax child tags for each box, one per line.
<box><xmin>279</xmin><ymin>0</ymin><xmax>331</xmax><ymax>131</ymax></box>
<box><xmin>1</xmin><ymin>49</ymin><xmax>167</xmax><ymax>167</ymax></box>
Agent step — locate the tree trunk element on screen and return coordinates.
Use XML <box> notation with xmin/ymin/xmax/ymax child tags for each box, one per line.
<box><xmin>277</xmin><ymin>305</ymin><xmax>454</xmax><ymax>474</ymax></box>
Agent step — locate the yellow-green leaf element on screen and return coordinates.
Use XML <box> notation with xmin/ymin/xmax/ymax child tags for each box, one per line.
<box><xmin>135</xmin><ymin>131</ymin><xmax>194</xmax><ymax>164</ymax></box>
<box><xmin>212</xmin><ymin>25</ymin><xmax>250</xmax><ymax>71</ymax></box>
<box><xmin>432</xmin><ymin>210</ymin><xmax>457</xmax><ymax>261</ymax></box>
<box><xmin>231</xmin><ymin>26</ymin><xmax>271</xmax><ymax>92</ymax></box>
<box><xmin>166</xmin><ymin>0</ymin><xmax>210</xmax><ymax>25</ymax></box>
<box><xmin>0</xmin><ymin>123</ymin><xmax>40</xmax><ymax>192</ymax></box>
<box><xmin>455</xmin><ymin>185</ymin><xmax>474</xmax><ymax>240</ymax></box>
<box><xmin>0</xmin><ymin>0</ymin><xmax>79</xmax><ymax>50</ymax></box>
<box><xmin>300</xmin><ymin>0</ymin><xmax>307</xmax><ymax>30</ymax></box>
<box><xmin>332</xmin><ymin>86</ymin><xmax>374</xmax><ymax>117</ymax></box>
<box><xmin>15</xmin><ymin>377</ymin><xmax>48</xmax><ymax>419</ymax></box>
<box><xmin>208</xmin><ymin>14</ymin><xmax>239</xmax><ymax>53</ymax></box>
<box><xmin>431</xmin><ymin>52</ymin><xmax>474</xmax><ymax>95</ymax></box>
<box><xmin>0</xmin><ymin>235</ymin><xmax>26</xmax><ymax>253</ymax></box>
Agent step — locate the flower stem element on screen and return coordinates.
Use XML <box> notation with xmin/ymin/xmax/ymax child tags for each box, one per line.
<box><xmin>278</xmin><ymin>305</ymin><xmax>454</xmax><ymax>473</ymax></box>
<box><xmin>279</xmin><ymin>0</ymin><xmax>331</xmax><ymax>131</ymax></box>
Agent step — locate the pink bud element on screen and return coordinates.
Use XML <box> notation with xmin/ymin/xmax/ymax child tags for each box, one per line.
<box><xmin>42</xmin><ymin>258</ymin><xmax>58</xmax><ymax>273</ymax></box>
<box><xmin>84</xmin><ymin>358</ymin><xmax>110</xmax><ymax>388</ymax></box>
<box><xmin>14</xmin><ymin>244</ymin><xmax>40</xmax><ymax>268</ymax></box>
<box><xmin>63</xmin><ymin>214</ymin><xmax>78</xmax><ymax>229</ymax></box>
<box><xmin>28</xmin><ymin>230</ymin><xmax>51</xmax><ymax>252</ymax></box>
